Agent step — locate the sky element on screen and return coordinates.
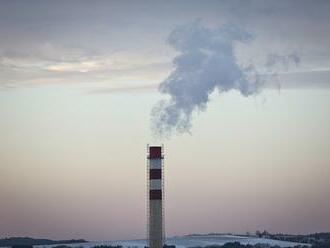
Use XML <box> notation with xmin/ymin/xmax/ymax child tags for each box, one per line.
<box><xmin>0</xmin><ymin>0</ymin><xmax>330</xmax><ymax>241</ymax></box>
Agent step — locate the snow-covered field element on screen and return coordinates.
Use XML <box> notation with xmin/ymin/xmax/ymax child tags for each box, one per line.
<box><xmin>35</xmin><ymin>235</ymin><xmax>309</xmax><ymax>248</ymax></box>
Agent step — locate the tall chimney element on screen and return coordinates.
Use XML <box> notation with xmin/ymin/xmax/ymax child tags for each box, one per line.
<box><xmin>147</xmin><ymin>146</ymin><xmax>164</xmax><ymax>248</ymax></box>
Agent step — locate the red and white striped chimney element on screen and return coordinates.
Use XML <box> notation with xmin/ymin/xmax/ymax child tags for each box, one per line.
<box><xmin>148</xmin><ymin>146</ymin><xmax>164</xmax><ymax>248</ymax></box>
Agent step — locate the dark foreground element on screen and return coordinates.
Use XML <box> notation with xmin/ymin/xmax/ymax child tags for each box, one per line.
<box><xmin>1</xmin><ymin>233</ymin><xmax>330</xmax><ymax>248</ymax></box>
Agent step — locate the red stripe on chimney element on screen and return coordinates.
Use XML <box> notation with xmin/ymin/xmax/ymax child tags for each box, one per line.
<box><xmin>149</xmin><ymin>146</ymin><xmax>162</xmax><ymax>159</ymax></box>
<box><xmin>150</xmin><ymin>189</ymin><xmax>162</xmax><ymax>200</ymax></box>
<box><xmin>149</xmin><ymin>169</ymin><xmax>161</xmax><ymax>179</ymax></box>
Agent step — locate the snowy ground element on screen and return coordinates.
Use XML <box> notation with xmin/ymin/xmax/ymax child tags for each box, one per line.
<box><xmin>35</xmin><ymin>235</ymin><xmax>309</xmax><ymax>248</ymax></box>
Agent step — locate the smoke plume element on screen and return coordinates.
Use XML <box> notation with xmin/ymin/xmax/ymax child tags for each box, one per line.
<box><xmin>151</xmin><ymin>21</ymin><xmax>298</xmax><ymax>137</ymax></box>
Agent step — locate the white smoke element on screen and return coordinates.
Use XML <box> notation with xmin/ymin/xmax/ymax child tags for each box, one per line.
<box><xmin>151</xmin><ymin>21</ymin><xmax>299</xmax><ymax>137</ymax></box>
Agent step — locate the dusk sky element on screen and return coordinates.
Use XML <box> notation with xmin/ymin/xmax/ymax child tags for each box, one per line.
<box><xmin>0</xmin><ymin>0</ymin><xmax>330</xmax><ymax>241</ymax></box>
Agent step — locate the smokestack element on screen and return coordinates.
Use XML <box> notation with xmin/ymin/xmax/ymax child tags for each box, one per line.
<box><xmin>147</xmin><ymin>145</ymin><xmax>164</xmax><ymax>248</ymax></box>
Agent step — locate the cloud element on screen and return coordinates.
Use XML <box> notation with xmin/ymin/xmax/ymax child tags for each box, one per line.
<box><xmin>90</xmin><ymin>83</ymin><xmax>158</xmax><ymax>94</ymax></box>
<box><xmin>151</xmin><ymin>21</ymin><xmax>300</xmax><ymax>137</ymax></box>
<box><xmin>0</xmin><ymin>43</ymin><xmax>171</xmax><ymax>88</ymax></box>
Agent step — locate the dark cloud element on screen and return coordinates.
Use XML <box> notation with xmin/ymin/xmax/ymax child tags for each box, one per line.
<box><xmin>0</xmin><ymin>0</ymin><xmax>329</xmax><ymax>90</ymax></box>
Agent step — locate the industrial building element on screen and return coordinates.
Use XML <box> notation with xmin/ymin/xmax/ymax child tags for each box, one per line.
<box><xmin>147</xmin><ymin>146</ymin><xmax>164</xmax><ymax>248</ymax></box>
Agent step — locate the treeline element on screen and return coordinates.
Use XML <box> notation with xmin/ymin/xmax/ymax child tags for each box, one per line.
<box><xmin>192</xmin><ymin>243</ymin><xmax>308</xmax><ymax>248</ymax></box>
<box><xmin>200</xmin><ymin>242</ymin><xmax>330</xmax><ymax>248</ymax></box>
<box><xmin>194</xmin><ymin>243</ymin><xmax>310</xmax><ymax>248</ymax></box>
<box><xmin>73</xmin><ymin>243</ymin><xmax>330</xmax><ymax>248</ymax></box>
<box><xmin>272</xmin><ymin>232</ymin><xmax>330</xmax><ymax>245</ymax></box>
<box><xmin>0</xmin><ymin>237</ymin><xmax>87</xmax><ymax>247</ymax></box>
<box><xmin>253</xmin><ymin>231</ymin><xmax>330</xmax><ymax>246</ymax></box>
